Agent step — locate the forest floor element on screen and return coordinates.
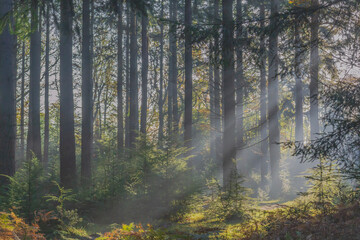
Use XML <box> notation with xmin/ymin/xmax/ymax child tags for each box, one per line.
<box><xmin>1</xmin><ymin>199</ymin><xmax>360</xmax><ymax>239</ymax></box>
<box><xmin>87</xmin><ymin>199</ymin><xmax>360</xmax><ymax>240</ymax></box>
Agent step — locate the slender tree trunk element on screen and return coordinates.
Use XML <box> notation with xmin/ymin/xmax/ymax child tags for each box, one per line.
<box><xmin>222</xmin><ymin>0</ymin><xmax>237</xmax><ymax>189</ymax></box>
<box><xmin>294</xmin><ymin>21</ymin><xmax>303</xmax><ymax>142</ymax></box>
<box><xmin>140</xmin><ymin>10</ymin><xmax>148</xmax><ymax>137</ymax></box>
<box><xmin>235</xmin><ymin>0</ymin><xmax>244</xmax><ymax>168</ymax></box>
<box><xmin>214</xmin><ymin>0</ymin><xmax>222</xmax><ymax>180</ymax></box>
<box><xmin>81</xmin><ymin>0</ymin><xmax>93</xmax><ymax>186</ymax></box>
<box><xmin>60</xmin><ymin>0</ymin><xmax>77</xmax><ymax>189</ymax></box>
<box><xmin>129</xmin><ymin>6</ymin><xmax>138</xmax><ymax>148</ymax></box>
<box><xmin>184</xmin><ymin>0</ymin><xmax>192</xmax><ymax>151</ymax></box>
<box><xmin>117</xmin><ymin>0</ymin><xmax>124</xmax><ymax>152</ymax></box>
<box><xmin>259</xmin><ymin>3</ymin><xmax>268</xmax><ymax>186</ymax></box>
<box><xmin>27</xmin><ymin>0</ymin><xmax>42</xmax><ymax>162</ymax></box>
<box><xmin>209</xmin><ymin>40</ymin><xmax>215</xmax><ymax>163</ymax></box>
<box><xmin>171</xmin><ymin>0</ymin><xmax>179</xmax><ymax>136</ymax></box>
<box><xmin>268</xmin><ymin>0</ymin><xmax>281</xmax><ymax>197</ymax></box>
<box><xmin>44</xmin><ymin>0</ymin><xmax>50</xmax><ymax>168</ymax></box>
<box><xmin>158</xmin><ymin>1</ymin><xmax>165</xmax><ymax>143</ymax></box>
<box><xmin>125</xmin><ymin>2</ymin><xmax>130</xmax><ymax>148</ymax></box>
<box><xmin>310</xmin><ymin>0</ymin><xmax>319</xmax><ymax>139</ymax></box>
<box><xmin>0</xmin><ymin>0</ymin><xmax>16</xmax><ymax>184</ymax></box>
<box><xmin>20</xmin><ymin>42</ymin><xmax>26</xmax><ymax>165</ymax></box>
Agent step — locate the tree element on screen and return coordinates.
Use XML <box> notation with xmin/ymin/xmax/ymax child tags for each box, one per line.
<box><xmin>117</xmin><ymin>0</ymin><xmax>124</xmax><ymax>151</ymax></box>
<box><xmin>222</xmin><ymin>0</ymin><xmax>237</xmax><ymax>189</ymax></box>
<box><xmin>20</xmin><ymin>42</ymin><xmax>26</xmax><ymax>165</ymax></box>
<box><xmin>158</xmin><ymin>0</ymin><xmax>165</xmax><ymax>144</ymax></box>
<box><xmin>268</xmin><ymin>0</ymin><xmax>281</xmax><ymax>197</ymax></box>
<box><xmin>27</xmin><ymin>0</ymin><xmax>42</xmax><ymax>162</ymax></box>
<box><xmin>129</xmin><ymin>5</ymin><xmax>138</xmax><ymax>148</ymax></box>
<box><xmin>259</xmin><ymin>2</ymin><xmax>268</xmax><ymax>186</ymax></box>
<box><xmin>294</xmin><ymin>17</ymin><xmax>304</xmax><ymax>142</ymax></box>
<box><xmin>213</xmin><ymin>0</ymin><xmax>222</xmax><ymax>179</ymax></box>
<box><xmin>184</xmin><ymin>0</ymin><xmax>192</xmax><ymax>151</ymax></box>
<box><xmin>235</xmin><ymin>0</ymin><xmax>244</xmax><ymax>170</ymax></box>
<box><xmin>44</xmin><ymin>0</ymin><xmax>51</xmax><ymax>167</ymax></box>
<box><xmin>81</xmin><ymin>0</ymin><xmax>93</xmax><ymax>186</ymax></box>
<box><xmin>310</xmin><ymin>0</ymin><xmax>320</xmax><ymax>139</ymax></box>
<box><xmin>60</xmin><ymin>0</ymin><xmax>77</xmax><ymax>189</ymax></box>
<box><xmin>0</xmin><ymin>0</ymin><xmax>16</xmax><ymax>184</ymax></box>
<box><xmin>140</xmin><ymin>6</ymin><xmax>149</xmax><ymax>137</ymax></box>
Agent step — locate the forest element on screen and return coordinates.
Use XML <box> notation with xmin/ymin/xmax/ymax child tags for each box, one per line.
<box><xmin>0</xmin><ymin>0</ymin><xmax>360</xmax><ymax>239</ymax></box>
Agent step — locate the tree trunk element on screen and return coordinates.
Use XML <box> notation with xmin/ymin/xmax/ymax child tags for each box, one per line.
<box><xmin>214</xmin><ymin>0</ymin><xmax>222</xmax><ymax>180</ymax></box>
<box><xmin>259</xmin><ymin>3</ymin><xmax>268</xmax><ymax>186</ymax></box>
<box><xmin>60</xmin><ymin>0</ymin><xmax>77</xmax><ymax>189</ymax></box>
<box><xmin>20</xmin><ymin>42</ymin><xmax>26</xmax><ymax>165</ymax></box>
<box><xmin>222</xmin><ymin>0</ymin><xmax>237</xmax><ymax>189</ymax></box>
<box><xmin>27</xmin><ymin>0</ymin><xmax>42</xmax><ymax>162</ymax></box>
<box><xmin>140</xmin><ymin>10</ymin><xmax>148</xmax><ymax>137</ymax></box>
<box><xmin>81</xmin><ymin>0</ymin><xmax>93</xmax><ymax>186</ymax></box>
<box><xmin>171</xmin><ymin>0</ymin><xmax>179</xmax><ymax>136</ymax></box>
<box><xmin>310</xmin><ymin>0</ymin><xmax>319</xmax><ymax>139</ymax></box>
<box><xmin>0</xmin><ymin>0</ymin><xmax>16</xmax><ymax>184</ymax></box>
<box><xmin>117</xmin><ymin>0</ymin><xmax>124</xmax><ymax>152</ymax></box>
<box><xmin>184</xmin><ymin>0</ymin><xmax>192</xmax><ymax>151</ymax></box>
<box><xmin>129</xmin><ymin>6</ymin><xmax>138</xmax><ymax>148</ymax></box>
<box><xmin>268</xmin><ymin>0</ymin><xmax>281</xmax><ymax>197</ymax></box>
<box><xmin>235</xmin><ymin>0</ymin><xmax>244</xmax><ymax>170</ymax></box>
<box><xmin>44</xmin><ymin>0</ymin><xmax>50</xmax><ymax>168</ymax></box>
<box><xmin>158</xmin><ymin>1</ymin><xmax>165</xmax><ymax>144</ymax></box>
<box><xmin>294</xmin><ymin>20</ymin><xmax>303</xmax><ymax>142</ymax></box>
<box><xmin>125</xmin><ymin>2</ymin><xmax>130</xmax><ymax>149</ymax></box>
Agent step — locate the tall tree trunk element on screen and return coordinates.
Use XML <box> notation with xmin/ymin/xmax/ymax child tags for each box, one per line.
<box><xmin>184</xmin><ymin>0</ymin><xmax>192</xmax><ymax>151</ymax></box>
<box><xmin>140</xmin><ymin>10</ymin><xmax>148</xmax><ymax>137</ymax></box>
<box><xmin>125</xmin><ymin>2</ymin><xmax>130</xmax><ymax>149</ymax></box>
<box><xmin>81</xmin><ymin>0</ymin><xmax>93</xmax><ymax>186</ymax></box>
<box><xmin>222</xmin><ymin>0</ymin><xmax>237</xmax><ymax>189</ymax></box>
<box><xmin>209</xmin><ymin>40</ymin><xmax>215</xmax><ymax>164</ymax></box>
<box><xmin>60</xmin><ymin>0</ymin><xmax>77</xmax><ymax>189</ymax></box>
<box><xmin>44</xmin><ymin>0</ymin><xmax>50</xmax><ymax>168</ymax></box>
<box><xmin>259</xmin><ymin>3</ymin><xmax>268</xmax><ymax>186</ymax></box>
<box><xmin>294</xmin><ymin>21</ymin><xmax>303</xmax><ymax>142</ymax></box>
<box><xmin>20</xmin><ymin>42</ymin><xmax>26</xmax><ymax>165</ymax></box>
<box><xmin>310</xmin><ymin>0</ymin><xmax>319</xmax><ymax>139</ymax></box>
<box><xmin>235</xmin><ymin>0</ymin><xmax>244</xmax><ymax>169</ymax></box>
<box><xmin>158</xmin><ymin>1</ymin><xmax>165</xmax><ymax>144</ymax></box>
<box><xmin>27</xmin><ymin>0</ymin><xmax>42</xmax><ymax>162</ymax></box>
<box><xmin>268</xmin><ymin>0</ymin><xmax>281</xmax><ymax>197</ymax></box>
<box><xmin>129</xmin><ymin>6</ymin><xmax>138</xmax><ymax>148</ymax></box>
<box><xmin>0</xmin><ymin>0</ymin><xmax>16</xmax><ymax>184</ymax></box>
<box><xmin>214</xmin><ymin>0</ymin><xmax>222</xmax><ymax>180</ymax></box>
<box><xmin>117</xmin><ymin>0</ymin><xmax>124</xmax><ymax>152</ymax></box>
<box><xmin>170</xmin><ymin>0</ymin><xmax>179</xmax><ymax>136</ymax></box>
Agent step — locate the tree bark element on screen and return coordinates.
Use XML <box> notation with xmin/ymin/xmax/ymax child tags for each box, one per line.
<box><xmin>27</xmin><ymin>0</ymin><xmax>42</xmax><ymax>162</ymax></box>
<box><xmin>294</xmin><ymin>20</ymin><xmax>304</xmax><ymax>142</ymax></box>
<box><xmin>184</xmin><ymin>0</ymin><xmax>192</xmax><ymax>150</ymax></box>
<box><xmin>60</xmin><ymin>0</ymin><xmax>77</xmax><ymax>189</ymax></box>
<box><xmin>81</xmin><ymin>0</ymin><xmax>93</xmax><ymax>186</ymax></box>
<box><xmin>222</xmin><ymin>0</ymin><xmax>237</xmax><ymax>189</ymax></box>
<box><xmin>171</xmin><ymin>0</ymin><xmax>179</xmax><ymax>136</ymax></box>
<box><xmin>268</xmin><ymin>0</ymin><xmax>281</xmax><ymax>197</ymax></box>
<box><xmin>214</xmin><ymin>0</ymin><xmax>222</xmax><ymax>180</ymax></box>
<box><xmin>20</xmin><ymin>42</ymin><xmax>26</xmax><ymax>165</ymax></box>
<box><xmin>140</xmin><ymin>10</ymin><xmax>148</xmax><ymax>137</ymax></box>
<box><xmin>158</xmin><ymin>1</ymin><xmax>165</xmax><ymax>144</ymax></box>
<box><xmin>235</xmin><ymin>0</ymin><xmax>244</xmax><ymax>168</ymax></box>
<box><xmin>129</xmin><ymin>6</ymin><xmax>138</xmax><ymax>148</ymax></box>
<box><xmin>44</xmin><ymin>0</ymin><xmax>50</xmax><ymax>168</ymax></box>
<box><xmin>310</xmin><ymin>0</ymin><xmax>319</xmax><ymax>139</ymax></box>
<box><xmin>0</xmin><ymin>0</ymin><xmax>16</xmax><ymax>184</ymax></box>
<box><xmin>117</xmin><ymin>0</ymin><xmax>124</xmax><ymax>152</ymax></box>
<box><xmin>259</xmin><ymin>3</ymin><xmax>268</xmax><ymax>186</ymax></box>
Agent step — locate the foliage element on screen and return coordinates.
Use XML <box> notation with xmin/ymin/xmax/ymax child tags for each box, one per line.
<box><xmin>0</xmin><ymin>156</ymin><xmax>47</xmax><ymax>221</ymax></box>
<box><xmin>0</xmin><ymin>211</ymin><xmax>45</xmax><ymax>240</ymax></box>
